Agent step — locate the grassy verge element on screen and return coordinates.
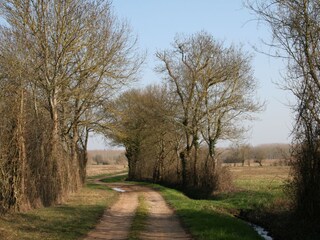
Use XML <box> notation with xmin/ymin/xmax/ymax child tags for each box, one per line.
<box><xmin>0</xmin><ymin>181</ymin><xmax>118</xmax><ymax>240</ymax></box>
<box><xmin>128</xmin><ymin>194</ymin><xmax>148</xmax><ymax>240</ymax></box>
<box><xmin>100</xmin><ymin>174</ymin><xmax>263</xmax><ymax>239</ymax></box>
<box><xmin>151</xmin><ymin>184</ymin><xmax>263</xmax><ymax>240</ymax></box>
<box><xmin>101</xmin><ymin>175</ymin><xmax>260</xmax><ymax>239</ymax></box>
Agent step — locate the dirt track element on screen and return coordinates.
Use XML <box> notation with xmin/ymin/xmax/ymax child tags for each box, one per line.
<box><xmin>84</xmin><ymin>181</ymin><xmax>192</xmax><ymax>240</ymax></box>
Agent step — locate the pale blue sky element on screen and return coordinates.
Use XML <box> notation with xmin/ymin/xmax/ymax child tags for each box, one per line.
<box><xmin>88</xmin><ymin>0</ymin><xmax>293</xmax><ymax>149</ymax></box>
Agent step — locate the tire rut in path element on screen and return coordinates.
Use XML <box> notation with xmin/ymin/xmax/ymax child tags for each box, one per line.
<box><xmin>140</xmin><ymin>189</ymin><xmax>192</xmax><ymax>240</ymax></box>
<box><xmin>84</xmin><ymin>184</ymin><xmax>139</xmax><ymax>240</ymax></box>
<box><xmin>83</xmin><ymin>182</ymin><xmax>192</xmax><ymax>240</ymax></box>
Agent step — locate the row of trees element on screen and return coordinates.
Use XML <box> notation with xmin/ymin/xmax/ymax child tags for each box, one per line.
<box><xmin>89</xmin><ymin>150</ymin><xmax>127</xmax><ymax>165</ymax></box>
<box><xmin>2</xmin><ymin>0</ymin><xmax>317</xmax><ymax>223</ymax></box>
<box><xmin>222</xmin><ymin>143</ymin><xmax>290</xmax><ymax>166</ymax></box>
<box><xmin>106</xmin><ymin>32</ymin><xmax>262</xmax><ymax>194</ymax></box>
<box><xmin>0</xmin><ymin>0</ymin><xmax>141</xmax><ymax>213</ymax></box>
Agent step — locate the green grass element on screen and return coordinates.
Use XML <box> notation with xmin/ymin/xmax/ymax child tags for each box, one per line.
<box><xmin>100</xmin><ymin>173</ymin><xmax>128</xmax><ymax>183</ymax></box>
<box><xmin>214</xmin><ymin>178</ymin><xmax>286</xmax><ymax>211</ymax></box>
<box><xmin>128</xmin><ymin>194</ymin><xmax>148</xmax><ymax>240</ymax></box>
<box><xmin>100</xmin><ymin>172</ymin><xmax>267</xmax><ymax>239</ymax></box>
<box><xmin>0</xmin><ymin>181</ymin><xmax>118</xmax><ymax>240</ymax></box>
<box><xmin>150</xmin><ymin>184</ymin><xmax>263</xmax><ymax>240</ymax></box>
<box><xmin>86</xmin><ymin>170</ymin><xmax>128</xmax><ymax>180</ymax></box>
<box><xmin>98</xmin><ymin>167</ymin><xmax>290</xmax><ymax>239</ymax></box>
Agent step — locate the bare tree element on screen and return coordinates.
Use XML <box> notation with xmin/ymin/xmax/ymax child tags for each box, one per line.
<box><xmin>0</xmin><ymin>0</ymin><xmax>141</xmax><ymax>212</ymax></box>
<box><xmin>246</xmin><ymin>0</ymin><xmax>320</xmax><ymax>219</ymax></box>
<box><xmin>156</xmin><ymin>32</ymin><xmax>262</xmax><ymax>189</ymax></box>
<box><xmin>252</xmin><ymin>146</ymin><xmax>266</xmax><ymax>166</ymax></box>
<box><xmin>228</xmin><ymin>143</ymin><xmax>252</xmax><ymax>166</ymax></box>
<box><xmin>93</xmin><ymin>154</ymin><xmax>104</xmax><ymax>165</ymax></box>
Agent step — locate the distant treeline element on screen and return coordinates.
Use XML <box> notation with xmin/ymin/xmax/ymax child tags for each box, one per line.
<box><xmin>88</xmin><ymin>150</ymin><xmax>127</xmax><ymax>165</ymax></box>
<box><xmin>220</xmin><ymin>143</ymin><xmax>291</xmax><ymax>166</ymax></box>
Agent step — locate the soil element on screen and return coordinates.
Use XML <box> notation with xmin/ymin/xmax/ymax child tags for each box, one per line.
<box><xmin>83</xmin><ymin>180</ymin><xmax>192</xmax><ymax>240</ymax></box>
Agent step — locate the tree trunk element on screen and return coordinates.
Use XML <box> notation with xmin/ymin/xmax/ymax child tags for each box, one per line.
<box><xmin>49</xmin><ymin>92</ymin><xmax>63</xmax><ymax>203</ymax></box>
<box><xmin>208</xmin><ymin>139</ymin><xmax>216</xmax><ymax>172</ymax></box>
<box><xmin>126</xmin><ymin>144</ymin><xmax>139</xmax><ymax>180</ymax></box>
<box><xmin>71</xmin><ymin>124</ymin><xmax>81</xmax><ymax>191</ymax></box>
<box><xmin>17</xmin><ymin>88</ymin><xmax>29</xmax><ymax>210</ymax></box>
<box><xmin>193</xmin><ymin>144</ymin><xmax>199</xmax><ymax>187</ymax></box>
<box><xmin>179</xmin><ymin>149</ymin><xmax>190</xmax><ymax>187</ymax></box>
<box><xmin>79</xmin><ymin>128</ymin><xmax>89</xmax><ymax>183</ymax></box>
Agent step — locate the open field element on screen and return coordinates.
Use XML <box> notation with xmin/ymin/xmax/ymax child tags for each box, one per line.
<box><xmin>87</xmin><ymin>150</ymin><xmax>127</xmax><ymax>165</ymax></box>
<box><xmin>86</xmin><ymin>164</ymin><xmax>128</xmax><ymax>177</ymax></box>
<box><xmin>221</xmin><ymin>166</ymin><xmax>290</xmax><ymax>210</ymax></box>
<box><xmin>227</xmin><ymin>166</ymin><xmax>319</xmax><ymax>240</ymax></box>
<box><xmin>230</xmin><ymin>166</ymin><xmax>290</xmax><ymax>180</ymax></box>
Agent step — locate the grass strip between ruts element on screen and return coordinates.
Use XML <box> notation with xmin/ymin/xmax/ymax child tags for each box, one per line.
<box><xmin>128</xmin><ymin>194</ymin><xmax>149</xmax><ymax>240</ymax></box>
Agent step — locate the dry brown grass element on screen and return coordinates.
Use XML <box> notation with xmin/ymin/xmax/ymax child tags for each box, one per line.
<box><xmin>230</xmin><ymin>165</ymin><xmax>290</xmax><ymax>182</ymax></box>
<box><xmin>86</xmin><ymin>164</ymin><xmax>128</xmax><ymax>177</ymax></box>
<box><xmin>0</xmin><ymin>185</ymin><xmax>118</xmax><ymax>240</ymax></box>
<box><xmin>0</xmin><ymin>165</ymin><xmax>128</xmax><ymax>240</ymax></box>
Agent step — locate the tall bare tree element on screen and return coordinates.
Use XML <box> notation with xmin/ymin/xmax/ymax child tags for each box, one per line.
<box><xmin>156</xmin><ymin>32</ymin><xmax>262</xmax><ymax>188</ymax></box>
<box><xmin>0</xmin><ymin>0</ymin><xmax>141</xmax><ymax>212</ymax></box>
<box><xmin>246</xmin><ymin>0</ymin><xmax>320</xmax><ymax>219</ymax></box>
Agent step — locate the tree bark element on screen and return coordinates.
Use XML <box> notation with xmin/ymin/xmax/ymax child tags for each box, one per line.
<box><xmin>17</xmin><ymin>88</ymin><xmax>28</xmax><ymax>209</ymax></box>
